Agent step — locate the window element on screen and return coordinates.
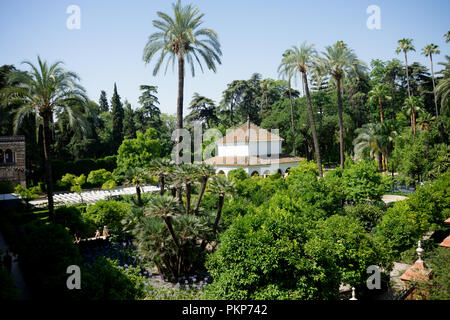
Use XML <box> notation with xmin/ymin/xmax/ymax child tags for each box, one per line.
<box><xmin>5</xmin><ymin>149</ymin><xmax>13</xmax><ymax>163</ymax></box>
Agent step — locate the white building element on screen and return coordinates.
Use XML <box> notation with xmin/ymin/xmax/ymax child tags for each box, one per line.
<box><xmin>204</xmin><ymin>120</ymin><xmax>303</xmax><ymax>177</ymax></box>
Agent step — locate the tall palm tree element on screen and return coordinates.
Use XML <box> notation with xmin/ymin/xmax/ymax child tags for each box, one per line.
<box><xmin>403</xmin><ymin>96</ymin><xmax>423</xmax><ymax>136</ymax></box>
<box><xmin>193</xmin><ymin>163</ymin><xmax>216</xmax><ymax>215</ymax></box>
<box><xmin>445</xmin><ymin>31</ymin><xmax>450</xmax><ymax>43</ymax></box>
<box><xmin>278</xmin><ymin>51</ymin><xmax>297</xmax><ymax>156</ymax></box>
<box><xmin>2</xmin><ymin>56</ymin><xmax>87</xmax><ymax>221</ymax></box>
<box><xmin>421</xmin><ymin>44</ymin><xmax>440</xmax><ymax>117</ymax></box>
<box><xmin>396</xmin><ymin>39</ymin><xmax>416</xmax><ymax>135</ymax></box>
<box><xmin>396</xmin><ymin>38</ymin><xmax>415</xmax><ymax>98</ymax></box>
<box><xmin>142</xmin><ymin>0</ymin><xmax>222</xmax><ymax>165</ymax></box>
<box><xmin>368</xmin><ymin>83</ymin><xmax>391</xmax><ymax>123</ymax></box>
<box><xmin>282</xmin><ymin>42</ymin><xmax>323</xmax><ymax>177</ymax></box>
<box><xmin>207</xmin><ymin>175</ymin><xmax>234</xmax><ymax>234</ymax></box>
<box><xmin>318</xmin><ymin>41</ymin><xmax>366</xmax><ymax>168</ymax></box>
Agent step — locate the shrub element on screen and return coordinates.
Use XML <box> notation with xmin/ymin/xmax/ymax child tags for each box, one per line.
<box><xmin>54</xmin><ymin>206</ymin><xmax>96</xmax><ymax>238</ymax></box>
<box><xmin>373</xmin><ymin>172</ymin><xmax>450</xmax><ymax>258</ymax></box>
<box><xmin>344</xmin><ymin>203</ymin><xmax>385</xmax><ymax>232</ymax></box>
<box><xmin>340</xmin><ymin>159</ymin><xmax>391</xmax><ymax>203</ymax></box>
<box><xmin>20</xmin><ymin>222</ymin><xmax>82</xmax><ymax>299</ymax></box>
<box><xmin>73</xmin><ymin>257</ymin><xmax>146</xmax><ymax>300</ymax></box>
<box><xmin>87</xmin><ymin>169</ymin><xmax>113</xmax><ymax>188</ymax></box>
<box><xmin>85</xmin><ymin>200</ymin><xmax>131</xmax><ymax>236</ymax></box>
<box><xmin>205</xmin><ymin>208</ymin><xmax>339</xmax><ymax>300</ymax></box>
<box><xmin>227</xmin><ymin>168</ymin><xmax>248</xmax><ymax>182</ymax></box>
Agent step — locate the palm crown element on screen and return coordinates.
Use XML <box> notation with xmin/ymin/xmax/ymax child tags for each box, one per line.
<box><xmin>142</xmin><ymin>0</ymin><xmax>222</xmax><ymax>77</ymax></box>
<box><xmin>395</xmin><ymin>38</ymin><xmax>415</xmax><ymax>55</ymax></box>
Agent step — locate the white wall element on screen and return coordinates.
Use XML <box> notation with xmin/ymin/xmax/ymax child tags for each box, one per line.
<box><xmin>218</xmin><ymin>143</ymin><xmax>249</xmax><ymax>157</ymax></box>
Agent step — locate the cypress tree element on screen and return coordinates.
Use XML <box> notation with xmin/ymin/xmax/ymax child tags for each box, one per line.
<box><xmin>111</xmin><ymin>83</ymin><xmax>124</xmax><ymax>150</ymax></box>
<box><xmin>123</xmin><ymin>100</ymin><xmax>136</xmax><ymax>139</ymax></box>
<box><xmin>99</xmin><ymin>90</ymin><xmax>109</xmax><ymax>112</ymax></box>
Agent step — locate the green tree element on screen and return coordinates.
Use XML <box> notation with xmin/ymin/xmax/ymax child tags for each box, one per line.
<box><xmin>318</xmin><ymin>41</ymin><xmax>366</xmax><ymax>168</ymax></box>
<box><xmin>368</xmin><ymin>83</ymin><xmax>391</xmax><ymax>123</ymax></box>
<box><xmin>111</xmin><ymin>83</ymin><xmax>124</xmax><ymax>151</ymax></box>
<box><xmin>282</xmin><ymin>42</ymin><xmax>323</xmax><ymax>177</ymax></box>
<box><xmin>123</xmin><ymin>100</ymin><xmax>136</xmax><ymax>139</ymax></box>
<box><xmin>2</xmin><ymin>57</ymin><xmax>88</xmax><ymax>221</ymax></box>
<box><xmin>99</xmin><ymin>90</ymin><xmax>109</xmax><ymax>113</ymax></box>
<box><xmin>142</xmin><ymin>0</ymin><xmax>222</xmax><ymax>164</ymax></box>
<box><xmin>116</xmin><ymin>128</ymin><xmax>162</xmax><ymax>172</ymax></box>
<box><xmin>186</xmin><ymin>93</ymin><xmax>218</xmax><ymax>128</ymax></box>
<box><xmin>61</xmin><ymin>173</ymin><xmax>86</xmax><ymax>203</ymax></box>
<box><xmin>421</xmin><ymin>44</ymin><xmax>440</xmax><ymax>117</ymax></box>
<box><xmin>435</xmin><ymin>56</ymin><xmax>450</xmax><ymax>114</ymax></box>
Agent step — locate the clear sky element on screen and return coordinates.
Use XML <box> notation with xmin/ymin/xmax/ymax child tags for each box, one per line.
<box><xmin>1</xmin><ymin>0</ymin><xmax>449</xmax><ymax>115</ymax></box>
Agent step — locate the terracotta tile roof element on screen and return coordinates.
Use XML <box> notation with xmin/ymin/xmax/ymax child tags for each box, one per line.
<box><xmin>399</xmin><ymin>261</ymin><xmax>432</xmax><ymax>282</ymax></box>
<box><xmin>217</xmin><ymin>121</ymin><xmax>283</xmax><ymax>144</ymax></box>
<box><xmin>204</xmin><ymin>155</ymin><xmax>303</xmax><ymax>167</ymax></box>
<box><xmin>439</xmin><ymin>235</ymin><xmax>450</xmax><ymax>248</ymax></box>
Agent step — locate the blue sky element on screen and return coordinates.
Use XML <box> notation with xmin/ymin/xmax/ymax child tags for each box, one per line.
<box><xmin>1</xmin><ymin>0</ymin><xmax>449</xmax><ymax>115</ymax></box>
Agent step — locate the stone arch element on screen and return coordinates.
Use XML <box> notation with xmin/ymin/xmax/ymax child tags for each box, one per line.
<box><xmin>277</xmin><ymin>168</ymin><xmax>283</xmax><ymax>175</ymax></box>
<box><xmin>4</xmin><ymin>149</ymin><xmax>13</xmax><ymax>163</ymax></box>
<box><xmin>262</xmin><ymin>170</ymin><xmax>271</xmax><ymax>177</ymax></box>
<box><xmin>251</xmin><ymin>170</ymin><xmax>259</xmax><ymax>177</ymax></box>
<box><xmin>217</xmin><ymin>170</ymin><xmax>226</xmax><ymax>176</ymax></box>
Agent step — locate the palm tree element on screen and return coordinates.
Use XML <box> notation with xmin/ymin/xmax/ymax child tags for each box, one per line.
<box><xmin>173</xmin><ymin>163</ymin><xmax>198</xmax><ymax>215</ymax></box>
<box><xmin>403</xmin><ymin>96</ymin><xmax>424</xmax><ymax>136</ymax></box>
<box><xmin>318</xmin><ymin>41</ymin><xmax>366</xmax><ymax>168</ymax></box>
<box><xmin>124</xmin><ymin>167</ymin><xmax>148</xmax><ymax>207</ymax></box>
<box><xmin>416</xmin><ymin>112</ymin><xmax>435</xmax><ymax>131</ymax></box>
<box><xmin>421</xmin><ymin>44</ymin><xmax>440</xmax><ymax>117</ymax></box>
<box><xmin>2</xmin><ymin>56</ymin><xmax>88</xmax><ymax>221</ymax></box>
<box><xmin>145</xmin><ymin>194</ymin><xmax>182</xmax><ymax>251</ymax></box>
<box><xmin>353</xmin><ymin>123</ymin><xmax>383</xmax><ymax>170</ymax></box>
<box><xmin>282</xmin><ymin>42</ymin><xmax>323</xmax><ymax>177</ymax></box>
<box><xmin>142</xmin><ymin>0</ymin><xmax>222</xmax><ymax>165</ymax></box>
<box><xmin>396</xmin><ymin>38</ymin><xmax>415</xmax><ymax>98</ymax></box>
<box><xmin>207</xmin><ymin>176</ymin><xmax>234</xmax><ymax>234</ymax></box>
<box><xmin>368</xmin><ymin>83</ymin><xmax>391</xmax><ymax>123</ymax></box>
<box><xmin>445</xmin><ymin>31</ymin><xmax>450</xmax><ymax>43</ymax></box>
<box><xmin>193</xmin><ymin>163</ymin><xmax>216</xmax><ymax>215</ymax></box>
<box><xmin>278</xmin><ymin>51</ymin><xmax>297</xmax><ymax>156</ymax></box>
<box><xmin>150</xmin><ymin>158</ymin><xmax>175</xmax><ymax>195</ymax></box>
<box><xmin>435</xmin><ymin>56</ymin><xmax>450</xmax><ymax>115</ymax></box>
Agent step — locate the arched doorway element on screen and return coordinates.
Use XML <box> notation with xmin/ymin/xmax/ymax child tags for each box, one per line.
<box><xmin>5</xmin><ymin>149</ymin><xmax>13</xmax><ymax>163</ymax></box>
<box><xmin>251</xmin><ymin>170</ymin><xmax>259</xmax><ymax>177</ymax></box>
<box><xmin>262</xmin><ymin>170</ymin><xmax>270</xmax><ymax>177</ymax></box>
<box><xmin>217</xmin><ymin>170</ymin><xmax>225</xmax><ymax>176</ymax></box>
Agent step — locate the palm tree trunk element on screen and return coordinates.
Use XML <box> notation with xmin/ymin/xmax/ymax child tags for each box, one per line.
<box><xmin>42</xmin><ymin>115</ymin><xmax>54</xmax><ymax>222</ymax></box>
<box><xmin>430</xmin><ymin>54</ymin><xmax>438</xmax><ymax>118</ymax></box>
<box><xmin>136</xmin><ymin>185</ymin><xmax>142</xmax><ymax>207</ymax></box>
<box><xmin>186</xmin><ymin>183</ymin><xmax>191</xmax><ymax>215</ymax></box>
<box><xmin>336</xmin><ymin>78</ymin><xmax>345</xmax><ymax>169</ymax></box>
<box><xmin>303</xmin><ymin>72</ymin><xmax>323</xmax><ymax>177</ymax></box>
<box><xmin>288</xmin><ymin>80</ymin><xmax>296</xmax><ymax>156</ymax></box>
<box><xmin>212</xmin><ymin>195</ymin><xmax>224</xmax><ymax>234</ymax></box>
<box><xmin>194</xmin><ymin>177</ymin><xmax>208</xmax><ymax>215</ymax></box>
<box><xmin>379</xmin><ymin>96</ymin><xmax>384</xmax><ymax>123</ymax></box>
<box><xmin>162</xmin><ymin>216</ymin><xmax>180</xmax><ymax>249</ymax></box>
<box><xmin>404</xmin><ymin>51</ymin><xmax>411</xmax><ymax>98</ymax></box>
<box><xmin>159</xmin><ymin>175</ymin><xmax>165</xmax><ymax>195</ymax></box>
<box><xmin>176</xmin><ymin>52</ymin><xmax>185</xmax><ymax>166</ymax></box>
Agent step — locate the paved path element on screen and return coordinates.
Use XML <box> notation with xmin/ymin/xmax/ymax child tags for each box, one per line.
<box><xmin>0</xmin><ymin>231</ymin><xmax>32</xmax><ymax>300</ymax></box>
<box><xmin>382</xmin><ymin>194</ymin><xmax>408</xmax><ymax>204</ymax></box>
<box><xmin>29</xmin><ymin>185</ymin><xmax>159</xmax><ymax>207</ymax></box>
